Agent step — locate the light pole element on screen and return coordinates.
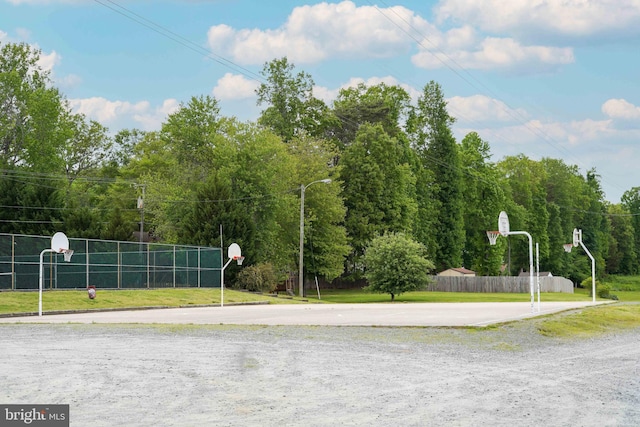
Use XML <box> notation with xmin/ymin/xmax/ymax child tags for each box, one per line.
<box><xmin>299</xmin><ymin>178</ymin><xmax>331</xmax><ymax>297</ymax></box>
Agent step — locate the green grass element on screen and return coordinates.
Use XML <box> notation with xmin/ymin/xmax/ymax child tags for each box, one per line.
<box><xmin>537</xmin><ymin>303</ymin><xmax>640</xmax><ymax>338</ymax></box>
<box><xmin>604</xmin><ymin>275</ymin><xmax>640</xmax><ymax>291</ymax></box>
<box><xmin>0</xmin><ymin>288</ymin><xmax>307</xmax><ymax>315</ymax></box>
<box><xmin>310</xmin><ymin>288</ymin><xmax>594</xmax><ymax>303</ymax></box>
<box><xmin>0</xmin><ymin>286</ymin><xmax>600</xmax><ymax>315</ymax></box>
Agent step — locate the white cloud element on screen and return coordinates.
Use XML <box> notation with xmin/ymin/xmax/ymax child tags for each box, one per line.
<box><xmin>55</xmin><ymin>73</ymin><xmax>82</xmax><ymax>89</ymax></box>
<box><xmin>602</xmin><ymin>99</ymin><xmax>640</xmax><ymax>120</ymax></box>
<box><xmin>133</xmin><ymin>98</ymin><xmax>180</xmax><ymax>130</ymax></box>
<box><xmin>69</xmin><ymin>97</ymin><xmax>179</xmax><ymax>131</ymax></box>
<box><xmin>447</xmin><ymin>95</ymin><xmax>529</xmax><ymax>123</ymax></box>
<box><xmin>35</xmin><ymin>48</ymin><xmax>61</xmax><ymax>72</ymax></box>
<box><xmin>212</xmin><ymin>73</ymin><xmax>259</xmax><ymax>101</ymax></box>
<box><xmin>206</xmin><ymin>0</ymin><xmax>430</xmax><ymax>65</ymax></box>
<box><xmin>435</xmin><ymin>0</ymin><xmax>640</xmax><ymax>40</ymax></box>
<box><xmin>412</xmin><ymin>36</ymin><xmax>574</xmax><ymax>72</ymax></box>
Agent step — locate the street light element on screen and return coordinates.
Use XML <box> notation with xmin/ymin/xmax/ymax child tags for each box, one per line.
<box><xmin>299</xmin><ymin>178</ymin><xmax>331</xmax><ymax>297</ymax></box>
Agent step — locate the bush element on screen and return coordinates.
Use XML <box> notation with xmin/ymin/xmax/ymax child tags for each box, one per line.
<box><xmin>582</xmin><ymin>277</ymin><xmax>617</xmax><ymax>300</ymax></box>
<box><xmin>363</xmin><ymin>232</ymin><xmax>434</xmax><ymax>301</ymax></box>
<box><xmin>235</xmin><ymin>262</ymin><xmax>279</xmax><ymax>293</ymax></box>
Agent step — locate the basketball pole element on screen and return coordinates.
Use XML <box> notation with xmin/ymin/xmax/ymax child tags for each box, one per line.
<box><xmin>39</xmin><ymin>248</ymin><xmax>56</xmax><ymax>317</ymax></box>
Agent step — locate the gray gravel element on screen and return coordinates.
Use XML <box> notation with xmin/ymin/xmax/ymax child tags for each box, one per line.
<box><xmin>1</xmin><ymin>322</ymin><xmax>639</xmax><ymax>426</ymax></box>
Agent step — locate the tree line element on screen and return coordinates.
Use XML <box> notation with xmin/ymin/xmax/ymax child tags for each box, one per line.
<box><xmin>2</xmin><ymin>42</ymin><xmax>639</xmax><ymax>286</ymax></box>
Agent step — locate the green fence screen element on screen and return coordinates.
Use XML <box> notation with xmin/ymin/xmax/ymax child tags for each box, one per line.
<box><xmin>0</xmin><ymin>233</ymin><xmax>222</xmax><ymax>290</ymax></box>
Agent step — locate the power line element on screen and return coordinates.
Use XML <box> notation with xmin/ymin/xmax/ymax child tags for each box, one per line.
<box><xmin>92</xmin><ymin>0</ymin><xmax>266</xmax><ymax>85</ymax></box>
<box><xmin>367</xmin><ymin>0</ymin><xmax>626</xmax><ymax>198</ymax></box>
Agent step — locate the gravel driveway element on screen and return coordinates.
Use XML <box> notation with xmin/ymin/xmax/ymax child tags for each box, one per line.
<box><xmin>1</xmin><ymin>319</ymin><xmax>638</xmax><ymax>426</ymax></box>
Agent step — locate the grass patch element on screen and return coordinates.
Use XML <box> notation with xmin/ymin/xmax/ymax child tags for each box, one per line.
<box><xmin>0</xmin><ymin>288</ymin><xmax>307</xmax><ymax>315</ymax></box>
<box><xmin>604</xmin><ymin>275</ymin><xmax>640</xmax><ymax>292</ymax></box>
<box><xmin>537</xmin><ymin>303</ymin><xmax>640</xmax><ymax>338</ymax></box>
<box><xmin>311</xmin><ymin>288</ymin><xmax>592</xmax><ymax>303</ymax></box>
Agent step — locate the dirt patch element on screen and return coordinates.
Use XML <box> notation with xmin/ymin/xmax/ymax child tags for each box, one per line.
<box><xmin>1</xmin><ymin>323</ymin><xmax>638</xmax><ymax>426</ymax></box>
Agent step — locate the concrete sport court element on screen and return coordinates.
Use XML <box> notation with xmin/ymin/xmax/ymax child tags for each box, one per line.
<box><xmin>0</xmin><ymin>301</ymin><xmax>607</xmax><ymax>327</ymax></box>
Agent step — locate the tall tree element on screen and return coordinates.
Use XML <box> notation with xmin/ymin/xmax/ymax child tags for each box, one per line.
<box><xmin>289</xmin><ymin>136</ymin><xmax>349</xmax><ymax>282</ymax></box>
<box><xmin>340</xmin><ymin>123</ymin><xmax>416</xmax><ymax>273</ymax></box>
<box><xmin>606</xmin><ymin>203</ymin><xmax>637</xmax><ymax>274</ymax></box>
<box><xmin>0</xmin><ymin>42</ymin><xmax>65</xmax><ymax>171</ymax></box>
<box><xmin>459</xmin><ymin>132</ymin><xmax>505</xmax><ymax>275</ymax></box>
<box><xmin>407</xmin><ymin>81</ymin><xmax>464</xmax><ymax>271</ymax></box>
<box><xmin>621</xmin><ymin>186</ymin><xmax>640</xmax><ymax>267</ymax></box>
<box><xmin>179</xmin><ymin>172</ymin><xmax>256</xmax><ymax>262</ymax></box>
<box><xmin>330</xmin><ymin>82</ymin><xmax>411</xmax><ymax>150</ymax></box>
<box><xmin>256</xmin><ymin>57</ymin><xmax>332</xmax><ymax>142</ymax></box>
<box><xmin>498</xmin><ymin>155</ymin><xmax>550</xmax><ymax>274</ymax></box>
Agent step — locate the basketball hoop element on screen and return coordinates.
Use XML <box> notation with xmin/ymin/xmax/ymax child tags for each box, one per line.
<box><xmin>486</xmin><ymin>230</ymin><xmax>500</xmax><ymax>246</ymax></box>
<box><xmin>234</xmin><ymin>256</ymin><xmax>245</xmax><ymax>266</ymax></box>
<box><xmin>61</xmin><ymin>249</ymin><xmax>74</xmax><ymax>262</ymax></box>
<box><xmin>563</xmin><ymin>244</ymin><xmax>573</xmax><ymax>253</ymax></box>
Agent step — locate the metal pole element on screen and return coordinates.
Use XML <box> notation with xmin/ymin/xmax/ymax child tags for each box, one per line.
<box><xmin>298</xmin><ymin>179</ymin><xmax>331</xmax><ymax>298</ymax></box>
<box><xmin>507</xmin><ymin>231</ymin><xmax>535</xmax><ymax>313</ymax></box>
<box><xmin>299</xmin><ymin>184</ymin><xmax>305</xmax><ymax>298</ymax></box>
<box><xmin>39</xmin><ymin>248</ymin><xmax>55</xmax><ymax>316</ymax></box>
<box><xmin>11</xmin><ymin>235</ymin><xmax>15</xmax><ymax>290</ymax></box>
<box><xmin>221</xmin><ymin>258</ymin><xmax>233</xmax><ymax>307</ymax></box>
<box><xmin>536</xmin><ymin>243</ymin><xmax>540</xmax><ymax>313</ymax></box>
<box><xmin>578</xmin><ymin>230</ymin><xmax>596</xmax><ymax>303</ymax></box>
<box><xmin>86</xmin><ymin>239</ymin><xmax>90</xmax><ymax>288</ymax></box>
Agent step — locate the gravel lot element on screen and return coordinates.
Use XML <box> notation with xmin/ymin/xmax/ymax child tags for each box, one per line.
<box><xmin>1</xmin><ymin>321</ymin><xmax>639</xmax><ymax>426</ymax></box>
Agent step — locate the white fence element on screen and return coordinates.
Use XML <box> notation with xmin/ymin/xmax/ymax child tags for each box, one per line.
<box><xmin>429</xmin><ymin>276</ymin><xmax>574</xmax><ymax>293</ymax></box>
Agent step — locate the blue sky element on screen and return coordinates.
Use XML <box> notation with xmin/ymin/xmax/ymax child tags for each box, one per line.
<box><xmin>1</xmin><ymin>0</ymin><xmax>639</xmax><ymax>203</ymax></box>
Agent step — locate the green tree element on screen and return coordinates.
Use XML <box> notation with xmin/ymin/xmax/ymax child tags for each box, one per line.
<box><xmin>340</xmin><ymin>123</ymin><xmax>416</xmax><ymax>273</ymax></box>
<box><xmin>256</xmin><ymin>57</ymin><xmax>332</xmax><ymax>142</ymax></box>
<box><xmin>0</xmin><ymin>42</ymin><xmax>66</xmax><ymax>171</ymax></box>
<box><xmin>290</xmin><ymin>136</ymin><xmax>349</xmax><ymax>282</ymax></box>
<box><xmin>363</xmin><ymin>232</ymin><xmax>434</xmax><ymax>301</ymax></box>
<box><xmin>101</xmin><ymin>206</ymin><xmax>133</xmax><ymax>241</ymax></box>
<box><xmin>459</xmin><ymin>132</ymin><xmax>506</xmax><ymax>275</ymax></box>
<box><xmin>60</xmin><ymin>111</ymin><xmax>111</xmax><ymax>189</ymax></box>
<box><xmin>621</xmin><ymin>187</ymin><xmax>640</xmax><ymax>269</ymax></box>
<box><xmin>407</xmin><ymin>81</ymin><xmax>464</xmax><ymax>271</ymax></box>
<box><xmin>606</xmin><ymin>204</ymin><xmax>637</xmax><ymax>274</ymax></box>
<box><xmin>179</xmin><ymin>172</ymin><xmax>257</xmax><ymax>263</ymax></box>
<box><xmin>330</xmin><ymin>82</ymin><xmax>411</xmax><ymax>150</ymax></box>
<box><xmin>498</xmin><ymin>155</ymin><xmax>550</xmax><ymax>274</ymax></box>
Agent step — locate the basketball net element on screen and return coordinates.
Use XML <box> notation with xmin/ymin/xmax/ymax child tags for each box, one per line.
<box><xmin>486</xmin><ymin>231</ymin><xmax>500</xmax><ymax>246</ymax></box>
<box><xmin>60</xmin><ymin>249</ymin><xmax>74</xmax><ymax>262</ymax></box>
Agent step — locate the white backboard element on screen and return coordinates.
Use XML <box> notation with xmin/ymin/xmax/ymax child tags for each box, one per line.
<box><xmin>498</xmin><ymin>211</ymin><xmax>510</xmax><ymax>237</ymax></box>
<box><xmin>573</xmin><ymin>228</ymin><xmax>580</xmax><ymax>247</ymax></box>
<box><xmin>51</xmin><ymin>232</ymin><xmax>69</xmax><ymax>252</ymax></box>
<box><xmin>227</xmin><ymin>243</ymin><xmax>241</xmax><ymax>259</ymax></box>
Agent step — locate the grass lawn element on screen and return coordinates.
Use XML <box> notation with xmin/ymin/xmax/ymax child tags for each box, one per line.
<box><xmin>1</xmin><ymin>285</ymin><xmax>628</xmax><ymax>316</ymax></box>
<box><xmin>0</xmin><ymin>288</ymin><xmax>307</xmax><ymax>315</ymax></box>
<box><xmin>310</xmin><ymin>288</ymin><xmax>596</xmax><ymax>303</ymax></box>
<box><xmin>537</xmin><ymin>302</ymin><xmax>640</xmax><ymax>338</ymax></box>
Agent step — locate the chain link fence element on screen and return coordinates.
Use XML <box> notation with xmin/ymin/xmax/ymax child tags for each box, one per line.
<box><xmin>0</xmin><ymin>233</ymin><xmax>222</xmax><ymax>290</ymax></box>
